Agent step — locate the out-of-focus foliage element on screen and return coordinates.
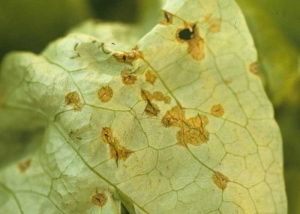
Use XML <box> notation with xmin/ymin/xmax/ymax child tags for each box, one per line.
<box><xmin>0</xmin><ymin>0</ymin><xmax>93</xmax><ymax>60</ymax></box>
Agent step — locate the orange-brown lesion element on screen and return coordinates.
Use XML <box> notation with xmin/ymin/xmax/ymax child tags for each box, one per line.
<box><xmin>98</xmin><ymin>86</ymin><xmax>113</xmax><ymax>102</ymax></box>
<box><xmin>91</xmin><ymin>193</ymin><xmax>108</xmax><ymax>207</ymax></box>
<box><xmin>205</xmin><ymin>13</ymin><xmax>222</xmax><ymax>33</ymax></box>
<box><xmin>65</xmin><ymin>91</ymin><xmax>83</xmax><ymax>111</ymax></box>
<box><xmin>141</xmin><ymin>90</ymin><xmax>171</xmax><ymax>117</ymax></box>
<box><xmin>162</xmin><ymin>105</ymin><xmax>209</xmax><ymax>146</ymax></box>
<box><xmin>249</xmin><ymin>62</ymin><xmax>259</xmax><ymax>75</ymax></box>
<box><xmin>101</xmin><ymin>127</ymin><xmax>132</xmax><ymax>162</ymax></box>
<box><xmin>121</xmin><ymin>69</ymin><xmax>137</xmax><ymax>85</ymax></box>
<box><xmin>113</xmin><ymin>48</ymin><xmax>143</xmax><ymax>64</ymax></box>
<box><xmin>145</xmin><ymin>70</ymin><xmax>157</xmax><ymax>85</ymax></box>
<box><xmin>211</xmin><ymin>104</ymin><xmax>225</xmax><ymax>117</ymax></box>
<box><xmin>212</xmin><ymin>171</ymin><xmax>230</xmax><ymax>190</ymax></box>
<box><xmin>176</xmin><ymin>23</ymin><xmax>205</xmax><ymax>61</ymax></box>
<box><xmin>18</xmin><ymin>159</ymin><xmax>32</xmax><ymax>173</ymax></box>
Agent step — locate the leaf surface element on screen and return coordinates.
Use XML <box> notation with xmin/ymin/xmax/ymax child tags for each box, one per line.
<box><xmin>0</xmin><ymin>0</ymin><xmax>287</xmax><ymax>213</ymax></box>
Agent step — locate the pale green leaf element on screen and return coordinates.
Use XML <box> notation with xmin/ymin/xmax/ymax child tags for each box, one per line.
<box><xmin>0</xmin><ymin>0</ymin><xmax>287</xmax><ymax>213</ymax></box>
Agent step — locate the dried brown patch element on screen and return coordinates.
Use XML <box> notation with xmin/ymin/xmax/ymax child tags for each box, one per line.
<box><xmin>161</xmin><ymin>105</ymin><xmax>185</xmax><ymax>127</ymax></box>
<box><xmin>145</xmin><ymin>103</ymin><xmax>160</xmax><ymax>117</ymax></box>
<box><xmin>212</xmin><ymin>171</ymin><xmax>230</xmax><ymax>190</ymax></box>
<box><xmin>92</xmin><ymin>193</ymin><xmax>108</xmax><ymax>207</ymax></box>
<box><xmin>176</xmin><ymin>24</ymin><xmax>205</xmax><ymax>60</ymax></box>
<box><xmin>18</xmin><ymin>159</ymin><xmax>32</xmax><ymax>173</ymax></box>
<box><xmin>211</xmin><ymin>104</ymin><xmax>224</xmax><ymax>117</ymax></box>
<box><xmin>145</xmin><ymin>70</ymin><xmax>157</xmax><ymax>85</ymax></box>
<box><xmin>114</xmin><ymin>49</ymin><xmax>143</xmax><ymax>64</ymax></box>
<box><xmin>205</xmin><ymin>14</ymin><xmax>222</xmax><ymax>33</ymax></box>
<box><xmin>250</xmin><ymin>62</ymin><xmax>259</xmax><ymax>75</ymax></box>
<box><xmin>163</xmin><ymin>96</ymin><xmax>171</xmax><ymax>104</ymax></box>
<box><xmin>162</xmin><ymin>106</ymin><xmax>209</xmax><ymax>146</ymax></box>
<box><xmin>121</xmin><ymin>69</ymin><xmax>137</xmax><ymax>85</ymax></box>
<box><xmin>101</xmin><ymin>127</ymin><xmax>132</xmax><ymax>162</ymax></box>
<box><xmin>141</xmin><ymin>90</ymin><xmax>171</xmax><ymax>117</ymax></box>
<box><xmin>98</xmin><ymin>86</ymin><xmax>113</xmax><ymax>102</ymax></box>
<box><xmin>160</xmin><ymin>11</ymin><xmax>173</xmax><ymax>25</ymax></box>
<box><xmin>65</xmin><ymin>91</ymin><xmax>82</xmax><ymax>111</ymax></box>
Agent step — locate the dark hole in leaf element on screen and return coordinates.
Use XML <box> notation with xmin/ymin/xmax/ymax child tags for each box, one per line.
<box><xmin>178</xmin><ymin>26</ymin><xmax>195</xmax><ymax>40</ymax></box>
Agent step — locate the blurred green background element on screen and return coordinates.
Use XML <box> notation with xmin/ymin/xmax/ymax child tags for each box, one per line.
<box><xmin>0</xmin><ymin>0</ymin><xmax>299</xmax><ymax>213</ymax></box>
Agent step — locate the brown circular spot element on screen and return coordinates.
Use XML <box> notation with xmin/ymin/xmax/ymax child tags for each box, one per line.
<box><xmin>98</xmin><ymin>86</ymin><xmax>113</xmax><ymax>102</ymax></box>
<box><xmin>250</xmin><ymin>62</ymin><xmax>259</xmax><ymax>75</ymax></box>
<box><xmin>18</xmin><ymin>159</ymin><xmax>32</xmax><ymax>173</ymax></box>
<box><xmin>65</xmin><ymin>91</ymin><xmax>82</xmax><ymax>111</ymax></box>
<box><xmin>212</xmin><ymin>171</ymin><xmax>230</xmax><ymax>190</ymax></box>
<box><xmin>92</xmin><ymin>193</ymin><xmax>107</xmax><ymax>207</ymax></box>
<box><xmin>211</xmin><ymin>104</ymin><xmax>224</xmax><ymax>117</ymax></box>
<box><xmin>121</xmin><ymin>69</ymin><xmax>137</xmax><ymax>85</ymax></box>
<box><xmin>145</xmin><ymin>70</ymin><xmax>157</xmax><ymax>85</ymax></box>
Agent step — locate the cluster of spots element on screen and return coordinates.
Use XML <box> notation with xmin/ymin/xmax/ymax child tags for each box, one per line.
<box><xmin>249</xmin><ymin>62</ymin><xmax>259</xmax><ymax>75</ymax></box>
<box><xmin>113</xmin><ymin>48</ymin><xmax>143</xmax><ymax>64</ymax></box>
<box><xmin>121</xmin><ymin>69</ymin><xmax>137</xmax><ymax>85</ymax></box>
<box><xmin>18</xmin><ymin>159</ymin><xmax>32</xmax><ymax>173</ymax></box>
<box><xmin>98</xmin><ymin>86</ymin><xmax>113</xmax><ymax>102</ymax></box>
<box><xmin>101</xmin><ymin>127</ymin><xmax>132</xmax><ymax>164</ymax></box>
<box><xmin>211</xmin><ymin>104</ymin><xmax>224</xmax><ymax>117</ymax></box>
<box><xmin>159</xmin><ymin>11</ymin><xmax>173</xmax><ymax>25</ymax></box>
<box><xmin>65</xmin><ymin>91</ymin><xmax>82</xmax><ymax>111</ymax></box>
<box><xmin>212</xmin><ymin>171</ymin><xmax>230</xmax><ymax>190</ymax></box>
<box><xmin>92</xmin><ymin>193</ymin><xmax>108</xmax><ymax>207</ymax></box>
<box><xmin>141</xmin><ymin>90</ymin><xmax>171</xmax><ymax>117</ymax></box>
<box><xmin>204</xmin><ymin>14</ymin><xmax>222</xmax><ymax>33</ymax></box>
<box><xmin>162</xmin><ymin>105</ymin><xmax>209</xmax><ymax>146</ymax></box>
<box><xmin>145</xmin><ymin>70</ymin><xmax>157</xmax><ymax>85</ymax></box>
<box><xmin>176</xmin><ymin>24</ymin><xmax>205</xmax><ymax>60</ymax></box>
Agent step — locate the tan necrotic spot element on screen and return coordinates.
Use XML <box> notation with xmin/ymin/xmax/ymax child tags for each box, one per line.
<box><xmin>145</xmin><ymin>103</ymin><xmax>160</xmax><ymax>117</ymax></box>
<box><xmin>92</xmin><ymin>193</ymin><xmax>108</xmax><ymax>207</ymax></box>
<box><xmin>141</xmin><ymin>90</ymin><xmax>171</xmax><ymax>117</ymax></box>
<box><xmin>161</xmin><ymin>105</ymin><xmax>185</xmax><ymax>127</ymax></box>
<box><xmin>65</xmin><ymin>91</ymin><xmax>82</xmax><ymax>111</ymax></box>
<box><xmin>250</xmin><ymin>62</ymin><xmax>259</xmax><ymax>75</ymax></box>
<box><xmin>160</xmin><ymin>11</ymin><xmax>173</xmax><ymax>25</ymax></box>
<box><xmin>212</xmin><ymin>171</ymin><xmax>230</xmax><ymax>190</ymax></box>
<box><xmin>205</xmin><ymin>14</ymin><xmax>222</xmax><ymax>33</ymax></box>
<box><xmin>162</xmin><ymin>105</ymin><xmax>209</xmax><ymax>146</ymax></box>
<box><xmin>18</xmin><ymin>159</ymin><xmax>32</xmax><ymax>173</ymax></box>
<box><xmin>141</xmin><ymin>90</ymin><xmax>160</xmax><ymax>117</ymax></box>
<box><xmin>101</xmin><ymin>127</ymin><xmax>132</xmax><ymax>162</ymax></box>
<box><xmin>145</xmin><ymin>70</ymin><xmax>157</xmax><ymax>85</ymax></box>
<box><xmin>209</xmin><ymin>19</ymin><xmax>222</xmax><ymax>33</ymax></box>
<box><xmin>98</xmin><ymin>86</ymin><xmax>113</xmax><ymax>102</ymax></box>
<box><xmin>176</xmin><ymin>24</ymin><xmax>205</xmax><ymax>60</ymax></box>
<box><xmin>211</xmin><ymin>104</ymin><xmax>224</xmax><ymax>117</ymax></box>
<box><xmin>113</xmin><ymin>49</ymin><xmax>142</xmax><ymax>64</ymax></box>
<box><xmin>121</xmin><ymin>69</ymin><xmax>137</xmax><ymax>85</ymax></box>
